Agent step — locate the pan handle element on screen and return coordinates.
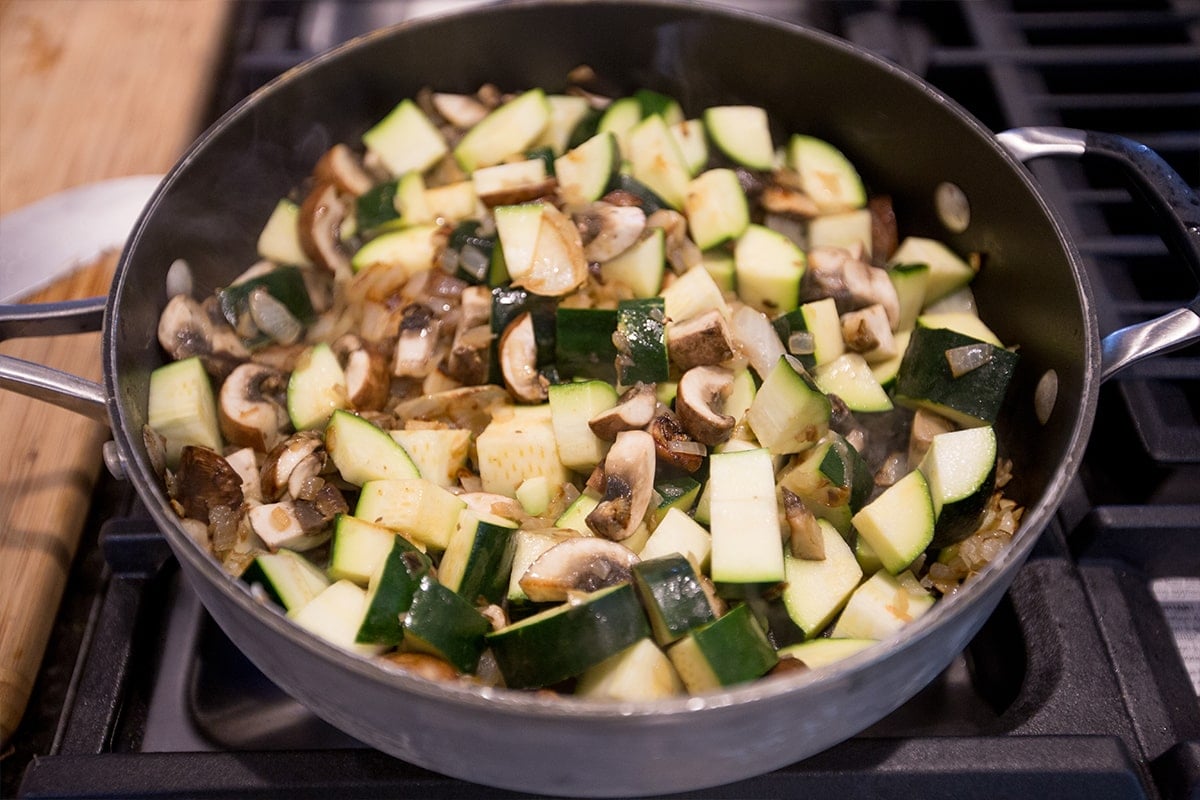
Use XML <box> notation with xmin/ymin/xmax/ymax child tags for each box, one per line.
<box><xmin>0</xmin><ymin>297</ymin><xmax>111</xmax><ymax>424</ymax></box>
<box><xmin>995</xmin><ymin>126</ymin><xmax>1200</xmax><ymax>382</ymax></box>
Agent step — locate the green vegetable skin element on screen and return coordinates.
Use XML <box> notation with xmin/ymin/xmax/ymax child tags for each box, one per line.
<box><xmin>142</xmin><ymin>78</ymin><xmax>1026</xmax><ymax>698</ymax></box>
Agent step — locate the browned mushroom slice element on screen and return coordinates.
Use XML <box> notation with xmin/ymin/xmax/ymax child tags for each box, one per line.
<box><xmin>840</xmin><ymin>304</ymin><xmax>898</xmax><ymax>362</ymax></box>
<box><xmin>907</xmin><ymin>408</ymin><xmax>955</xmax><ymax>470</ymax></box>
<box><xmin>576</xmin><ymin>202</ymin><xmax>646</xmax><ymax>263</ymax></box>
<box><xmin>645</xmin><ymin>209</ymin><xmax>701</xmax><ymax>273</ymax></box>
<box><xmin>392</xmin><ymin>303</ymin><xmax>442</xmax><ymax>378</ymax></box>
<box><xmin>760</xmin><ymin>183</ymin><xmax>821</xmax><ymax>218</ymax></box>
<box><xmin>248</xmin><ymin>500</ymin><xmax>330</xmax><ymax>552</ymax></box>
<box><xmin>782</xmin><ymin>488</ymin><xmax>825</xmax><ymax>560</ymax></box>
<box><xmin>260</xmin><ymin>431</ymin><xmax>324</xmax><ymax>501</ymax></box>
<box><xmin>157</xmin><ymin>294</ymin><xmax>214</xmax><ymax>361</ymax></box>
<box><xmin>667</xmin><ymin>309</ymin><xmax>734</xmax><ymax>370</ymax></box>
<box><xmin>298</xmin><ymin>182</ymin><xmax>353</xmax><ymax>281</ymax></box>
<box><xmin>868</xmin><ymin>195</ymin><xmax>899</xmax><ymax>262</ymax></box>
<box><xmin>588</xmin><ymin>382</ymin><xmax>656</xmax><ymax>441</ymax></box>
<box><xmin>648</xmin><ymin>410</ymin><xmax>706</xmax><ymax>473</ymax></box>
<box><xmin>314</xmin><ymin>143</ymin><xmax>374</xmax><ymax>197</ymax></box>
<box><xmin>801</xmin><ymin>246</ymin><xmax>900</xmax><ymax>329</ymax></box>
<box><xmin>218</xmin><ymin>362</ymin><xmax>290</xmax><ymax>452</ymax></box>
<box><xmin>585</xmin><ymin>429</ymin><xmax>656</xmax><ymax>541</ymax></box>
<box><xmin>498</xmin><ymin>311</ymin><xmax>548</xmax><ymax>403</ymax></box>
<box><xmin>443</xmin><ymin>285</ymin><xmax>493</xmax><ymax>386</ymax></box>
<box><xmin>172</xmin><ymin>445</ymin><xmax>244</xmax><ymax>524</ymax></box>
<box><xmin>432</xmin><ymin>92</ymin><xmax>490</xmax><ymax>129</ymax></box>
<box><xmin>518</xmin><ymin>537</ymin><xmax>640</xmax><ymax>602</ymax></box>
<box><xmin>675</xmin><ymin>366</ymin><xmax>736</xmax><ymax>446</ymax></box>
<box><xmin>343</xmin><ymin>347</ymin><xmax>391</xmax><ymax>410</ymax></box>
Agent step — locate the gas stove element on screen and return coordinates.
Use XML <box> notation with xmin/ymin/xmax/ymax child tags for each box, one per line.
<box><xmin>5</xmin><ymin>1</ymin><xmax>1199</xmax><ymax>798</ymax></box>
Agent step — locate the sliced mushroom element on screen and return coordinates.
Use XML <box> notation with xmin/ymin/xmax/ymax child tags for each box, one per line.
<box><xmin>868</xmin><ymin>195</ymin><xmax>899</xmax><ymax>263</ymax></box>
<box><xmin>801</xmin><ymin>246</ymin><xmax>900</xmax><ymax>329</ymax></box>
<box><xmin>172</xmin><ymin>446</ymin><xmax>244</xmax><ymax>524</ymax></box>
<box><xmin>158</xmin><ymin>294</ymin><xmax>214</xmax><ymax>361</ymax></box>
<box><xmin>380</xmin><ymin>651</ymin><xmax>461</xmax><ymax>682</ymax></box>
<box><xmin>675</xmin><ymin>366</ymin><xmax>736</xmax><ymax>446</ymax></box>
<box><xmin>840</xmin><ymin>304</ymin><xmax>898</xmax><ymax>362</ymax></box>
<box><xmin>432</xmin><ymin>92</ymin><xmax>490</xmax><ymax>129</ymax></box>
<box><xmin>223</xmin><ymin>447</ymin><xmax>263</xmax><ymax>504</ymax></box>
<box><xmin>287</xmin><ymin>452</ymin><xmax>326</xmax><ymax>500</ymax></box>
<box><xmin>443</xmin><ymin>285</ymin><xmax>493</xmax><ymax>386</ymax></box>
<box><xmin>908</xmin><ymin>408</ymin><xmax>955</xmax><ymax>470</ymax></box>
<box><xmin>218</xmin><ymin>363</ymin><xmax>290</xmax><ymax>452</ymax></box>
<box><xmin>260</xmin><ymin>432</ymin><xmax>324</xmax><ymax>501</ymax></box>
<box><xmin>343</xmin><ymin>347</ymin><xmax>391</xmax><ymax>410</ymax></box>
<box><xmin>393</xmin><ymin>303</ymin><xmax>442</xmax><ymax>378</ymax></box>
<box><xmin>512</xmin><ymin>203</ymin><xmax>589</xmax><ymax>297</ymax></box>
<box><xmin>314</xmin><ymin>143</ymin><xmax>374</xmax><ymax>197</ymax></box>
<box><xmin>298</xmin><ymin>182</ymin><xmax>353</xmax><ymax>281</ymax></box>
<box><xmin>576</xmin><ymin>202</ymin><xmax>646</xmax><ymax>263</ymax></box>
<box><xmin>782</xmin><ymin>488</ymin><xmax>825</xmax><ymax>560</ymax></box>
<box><xmin>498</xmin><ymin>311</ymin><xmax>548</xmax><ymax>403</ymax></box>
<box><xmin>588</xmin><ymin>382</ymin><xmax>656</xmax><ymax>441</ymax></box>
<box><xmin>667</xmin><ymin>309</ymin><xmax>734</xmax><ymax>370</ymax></box>
<box><xmin>585</xmin><ymin>429</ymin><xmax>656</xmax><ymax>541</ymax></box>
<box><xmin>248</xmin><ymin>500</ymin><xmax>330</xmax><ymax>552</ymax></box>
<box><xmin>648</xmin><ymin>410</ymin><xmax>706</xmax><ymax>473</ymax></box>
<box><xmin>646</xmin><ymin>209</ymin><xmax>701</xmax><ymax>274</ymax></box>
<box><xmin>519</xmin><ymin>537</ymin><xmax>640</xmax><ymax>602</ymax></box>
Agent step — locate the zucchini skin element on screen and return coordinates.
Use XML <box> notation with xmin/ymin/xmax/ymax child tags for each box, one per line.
<box><xmin>894</xmin><ymin>327</ymin><xmax>1019</xmax><ymax>427</ymax></box>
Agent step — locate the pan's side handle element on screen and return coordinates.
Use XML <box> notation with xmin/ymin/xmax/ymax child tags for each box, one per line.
<box><xmin>996</xmin><ymin>126</ymin><xmax>1200</xmax><ymax>382</ymax></box>
<box><xmin>0</xmin><ymin>297</ymin><xmax>111</xmax><ymax>423</ymax></box>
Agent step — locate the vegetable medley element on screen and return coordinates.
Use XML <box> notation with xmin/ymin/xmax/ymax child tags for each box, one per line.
<box><xmin>148</xmin><ymin>68</ymin><xmax>1024</xmax><ymax>698</ymax></box>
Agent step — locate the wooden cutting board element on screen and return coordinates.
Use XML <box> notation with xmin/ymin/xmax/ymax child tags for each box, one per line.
<box><xmin>0</xmin><ymin>0</ymin><xmax>231</xmax><ymax>747</ymax></box>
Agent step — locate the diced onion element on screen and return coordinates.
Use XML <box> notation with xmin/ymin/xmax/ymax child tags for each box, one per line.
<box><xmin>666</xmin><ymin>439</ymin><xmax>707</xmax><ymax>457</ymax></box>
<box><xmin>874</xmin><ymin>451</ymin><xmax>907</xmax><ymax>487</ymax></box>
<box><xmin>458</xmin><ymin>244</ymin><xmax>490</xmax><ymax>281</ymax></box>
<box><xmin>787</xmin><ymin>330</ymin><xmax>815</xmax><ymax>355</ymax></box>
<box><xmin>729</xmin><ymin>305</ymin><xmax>786</xmax><ymax>379</ymax></box>
<box><xmin>945</xmin><ymin>343</ymin><xmax>993</xmax><ymax>377</ymax></box>
<box><xmin>249</xmin><ymin>287</ymin><xmax>303</xmax><ymax>345</ymax></box>
<box><xmin>165</xmin><ymin>258</ymin><xmax>193</xmax><ymax>298</ymax></box>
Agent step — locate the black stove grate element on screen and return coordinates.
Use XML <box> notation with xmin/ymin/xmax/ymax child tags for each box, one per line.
<box><xmin>7</xmin><ymin>1</ymin><xmax>1200</xmax><ymax>798</ymax></box>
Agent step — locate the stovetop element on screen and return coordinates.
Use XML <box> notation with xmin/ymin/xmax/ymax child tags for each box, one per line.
<box><xmin>5</xmin><ymin>1</ymin><xmax>1199</xmax><ymax>798</ymax></box>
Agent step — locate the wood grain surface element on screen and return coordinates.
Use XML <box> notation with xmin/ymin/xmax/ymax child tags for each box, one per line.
<box><xmin>0</xmin><ymin>0</ymin><xmax>231</xmax><ymax>747</ymax></box>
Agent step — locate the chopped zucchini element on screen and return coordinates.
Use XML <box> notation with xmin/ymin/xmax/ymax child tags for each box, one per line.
<box><xmin>288</xmin><ymin>580</ymin><xmax>384</xmax><ymax>657</ymax></box>
<box><xmin>703</xmin><ymin>105</ymin><xmax>774</xmax><ymax>171</ymax></box>
<box><xmin>387</xmin><ymin>427</ymin><xmax>470</xmax><ymax>488</ymax></box>
<box><xmin>354</xmin><ymin>478</ymin><xmax>466</xmax><ymax>551</ymax></box>
<box><xmin>670</xmin><ymin>119</ymin><xmax>709</xmax><ymax>176</ymax></box>
<box><xmin>615</xmin><ymin>298</ymin><xmax>670</xmax><ymax>385</ymax></box>
<box><xmin>555</xmin><ymin>131</ymin><xmax>619</xmax><ymax>209</ymax></box>
<box><xmin>639</xmin><ymin>507</ymin><xmax>712</xmax><ymax>570</ymax></box>
<box><xmin>745</xmin><ymin>355</ymin><xmax>831</xmax><ymax>456</ymax></box>
<box><xmin>894</xmin><ymin>326</ymin><xmax>1020</xmax><ymax>428</ymax></box>
<box><xmin>787</xmin><ymin>134</ymin><xmax>866</xmax><ymax>212</ymax></box>
<box><xmin>813</xmin><ymin>353</ymin><xmax>894</xmax><ymax>413</ymax></box>
<box><xmin>667</xmin><ymin>605</ymin><xmax>778</xmax><ymax>692</ymax></box>
<box><xmin>506</xmin><ymin>529</ymin><xmax>578</xmax><ymax>604</ymax></box>
<box><xmin>831</xmin><ymin>569</ymin><xmax>935</xmax><ymax>639</ymax></box>
<box><xmin>772</xmin><ymin>297</ymin><xmax>845</xmax><ymax>369</ymax></box>
<box><xmin>362</xmin><ymin>98</ymin><xmax>448</xmax><ymax>177</ymax></box>
<box><xmin>807</xmin><ymin>208</ymin><xmax>873</xmax><ymax>256</ymax></box>
<box><xmin>733</xmin><ymin>224</ymin><xmax>806</xmax><ymax>314</ymax></box>
<box><xmin>633</xmin><ymin>554</ymin><xmax>718</xmax><ymax>645</ymax></box>
<box><xmin>708</xmin><ymin>447</ymin><xmax>786</xmax><ymax>586</ymax></box>
<box><xmin>257</xmin><ymin>198</ymin><xmax>312</xmax><ymax>267</ymax></box>
<box><xmin>486</xmin><ymin>583</ymin><xmax>651</xmax><ymax>689</ymax></box>
<box><xmin>660</xmin><ymin>263</ymin><xmax>730</xmax><ymax>324</ymax></box>
<box><xmin>403</xmin><ymin>575</ymin><xmax>491</xmax><ymax>673</ymax></box>
<box><xmin>533</xmin><ymin>94</ymin><xmax>591</xmax><ymax>155</ymax></box>
<box><xmin>475</xmin><ymin>404</ymin><xmax>571</xmax><ymax>497</ymax></box>
<box><xmin>916</xmin><ymin>312</ymin><xmax>1002</xmax><ymax>346</ymax></box>
<box><xmin>600</xmin><ymin>227</ymin><xmax>666</xmax><ymax>299</ymax></box>
<box><xmin>547</xmin><ymin>379</ymin><xmax>618</xmax><ymax>471</ymax></box>
<box><xmin>889</xmin><ymin>262</ymin><xmax>930</xmax><ymax>332</ymax></box>
<box><xmin>356</xmin><ymin>536</ymin><xmax>432</xmax><ymax>646</ymax></box>
<box><xmin>244</xmin><ymin>549</ymin><xmax>330</xmax><ymax>612</ymax></box>
<box><xmin>325</xmin><ymin>409</ymin><xmax>420</xmax><ymax>485</ymax></box>
<box><xmin>147</xmin><ymin>356</ymin><xmax>222</xmax><ymax>467</ymax></box>
<box><xmin>776</xmin><ymin>432</ymin><xmax>872</xmax><ymax>536</ymax></box>
<box><xmin>780</xmin><ymin>520</ymin><xmax>863</xmax><ymax>640</ymax></box>
<box><xmin>778</xmin><ymin>637</ymin><xmax>876</xmax><ymax>669</ymax></box>
<box><xmin>918</xmin><ymin>425</ymin><xmax>998</xmax><ymax>547</ymax></box>
<box><xmin>286</xmin><ymin>343</ymin><xmax>347</xmax><ymax>431</ymax></box>
<box><xmin>685</xmin><ymin>168</ymin><xmax>750</xmax><ymax>250</ymax></box>
<box><xmin>888</xmin><ymin>237</ymin><xmax>976</xmax><ymax>305</ymax></box>
<box><xmin>555</xmin><ymin>306</ymin><xmax>619</xmax><ymax>382</ymax></box>
<box><xmin>454</xmin><ymin>88</ymin><xmax>550</xmax><ymax>172</ymax></box>
<box><xmin>350</xmin><ymin>224</ymin><xmax>442</xmax><ymax>276</ymax></box>
<box><xmin>438</xmin><ymin>509</ymin><xmax>518</xmax><ymax>604</ymax></box>
<box><xmin>851</xmin><ymin>469</ymin><xmax>935</xmax><ymax>574</ymax></box>
<box><xmin>329</xmin><ymin>514</ymin><xmax>414</xmax><ymax>586</ymax></box>
<box><xmin>626</xmin><ymin>114</ymin><xmax>691</xmax><ymax>210</ymax></box>
<box><xmin>576</xmin><ymin>638</ymin><xmax>685</xmax><ymax>700</ymax></box>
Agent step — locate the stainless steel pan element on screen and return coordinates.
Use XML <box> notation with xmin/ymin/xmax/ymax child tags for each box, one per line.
<box><xmin>3</xmin><ymin>2</ymin><xmax>1198</xmax><ymax>795</ymax></box>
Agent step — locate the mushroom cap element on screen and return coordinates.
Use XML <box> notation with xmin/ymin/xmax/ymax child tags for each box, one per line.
<box><xmin>260</xmin><ymin>431</ymin><xmax>325</xmax><ymax>501</ymax></box>
<box><xmin>585</xmin><ymin>429</ymin><xmax>656</xmax><ymax>541</ymax></box>
<box><xmin>588</xmin><ymin>381</ymin><xmax>657</xmax><ymax>441</ymax></box>
<box><xmin>218</xmin><ymin>362</ymin><xmax>290</xmax><ymax>452</ymax></box>
<box><xmin>667</xmin><ymin>309</ymin><xmax>734</xmax><ymax>370</ymax></box>
<box><xmin>314</xmin><ymin>143</ymin><xmax>374</xmax><ymax>197</ymax></box>
<box><xmin>518</xmin><ymin>537</ymin><xmax>640</xmax><ymax>602</ymax></box>
<box><xmin>498</xmin><ymin>311</ymin><xmax>548</xmax><ymax>403</ymax></box>
<box><xmin>675</xmin><ymin>366</ymin><xmax>736</xmax><ymax>446</ymax></box>
<box><xmin>172</xmin><ymin>446</ymin><xmax>244</xmax><ymax>525</ymax></box>
<box><xmin>158</xmin><ymin>294</ymin><xmax>214</xmax><ymax>361</ymax></box>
